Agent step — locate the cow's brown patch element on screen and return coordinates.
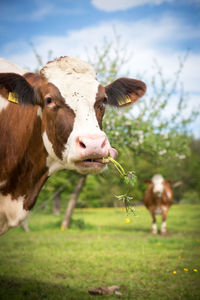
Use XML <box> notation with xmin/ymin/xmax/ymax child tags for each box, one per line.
<box><xmin>25</xmin><ymin>73</ymin><xmax>76</xmax><ymax>159</ymax></box>
<box><xmin>94</xmin><ymin>85</ymin><xmax>106</xmax><ymax>129</ymax></box>
<box><xmin>0</xmin><ymin>104</ymin><xmax>39</xmax><ymax>182</ymax></box>
<box><xmin>0</xmin><ymin>103</ymin><xmax>49</xmax><ymax>210</ymax></box>
<box><xmin>0</xmin><ymin>87</ymin><xmax>9</xmax><ymax>99</ymax></box>
<box><xmin>41</xmin><ymin>84</ymin><xmax>75</xmax><ymax>159</ymax></box>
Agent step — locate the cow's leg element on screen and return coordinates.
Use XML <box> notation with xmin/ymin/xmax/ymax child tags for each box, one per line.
<box><xmin>0</xmin><ymin>213</ymin><xmax>9</xmax><ymax>235</ymax></box>
<box><xmin>21</xmin><ymin>218</ymin><xmax>30</xmax><ymax>232</ymax></box>
<box><xmin>161</xmin><ymin>207</ymin><xmax>168</xmax><ymax>234</ymax></box>
<box><xmin>150</xmin><ymin>210</ymin><xmax>157</xmax><ymax>234</ymax></box>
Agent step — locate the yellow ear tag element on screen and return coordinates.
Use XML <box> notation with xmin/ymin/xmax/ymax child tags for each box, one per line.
<box><xmin>8</xmin><ymin>92</ymin><xmax>19</xmax><ymax>104</ymax></box>
<box><xmin>117</xmin><ymin>95</ymin><xmax>132</xmax><ymax>106</ymax></box>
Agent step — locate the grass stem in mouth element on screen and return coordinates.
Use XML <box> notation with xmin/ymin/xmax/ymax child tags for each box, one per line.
<box><xmin>104</xmin><ymin>156</ymin><xmax>137</xmax><ymax>215</ymax></box>
<box><xmin>105</xmin><ymin>156</ymin><xmax>136</xmax><ymax>186</ymax></box>
<box><xmin>107</xmin><ymin>156</ymin><xmax>126</xmax><ymax>177</ymax></box>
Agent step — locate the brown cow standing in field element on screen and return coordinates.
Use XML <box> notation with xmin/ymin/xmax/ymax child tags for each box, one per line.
<box><xmin>144</xmin><ymin>174</ymin><xmax>173</xmax><ymax>234</ymax></box>
<box><xmin>0</xmin><ymin>56</ymin><xmax>146</xmax><ymax>235</ymax></box>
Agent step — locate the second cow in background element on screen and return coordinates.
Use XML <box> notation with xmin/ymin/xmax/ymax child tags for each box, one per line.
<box><xmin>144</xmin><ymin>174</ymin><xmax>173</xmax><ymax>234</ymax></box>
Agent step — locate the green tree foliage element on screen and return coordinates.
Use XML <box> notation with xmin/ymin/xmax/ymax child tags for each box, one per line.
<box><xmin>33</xmin><ymin>34</ymin><xmax>199</xmax><ymax>212</ymax></box>
<box><xmin>82</xmin><ymin>34</ymin><xmax>199</xmax><ymax>205</ymax></box>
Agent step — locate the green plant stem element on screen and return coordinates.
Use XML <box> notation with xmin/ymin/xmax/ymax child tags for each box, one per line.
<box><xmin>107</xmin><ymin>156</ymin><xmax>126</xmax><ymax>177</ymax></box>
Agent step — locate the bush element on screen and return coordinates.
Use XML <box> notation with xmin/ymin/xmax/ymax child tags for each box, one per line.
<box><xmin>180</xmin><ymin>190</ymin><xmax>200</xmax><ymax>204</ymax></box>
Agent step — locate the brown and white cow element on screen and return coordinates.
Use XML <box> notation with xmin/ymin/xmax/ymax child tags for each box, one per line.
<box><xmin>144</xmin><ymin>174</ymin><xmax>173</xmax><ymax>234</ymax></box>
<box><xmin>0</xmin><ymin>56</ymin><xmax>146</xmax><ymax>235</ymax></box>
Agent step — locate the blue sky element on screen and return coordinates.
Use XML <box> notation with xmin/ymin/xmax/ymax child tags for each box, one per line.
<box><xmin>0</xmin><ymin>0</ymin><xmax>200</xmax><ymax>136</ymax></box>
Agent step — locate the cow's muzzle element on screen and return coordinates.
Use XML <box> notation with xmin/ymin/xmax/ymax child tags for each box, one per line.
<box><xmin>74</xmin><ymin>135</ymin><xmax>118</xmax><ymax>173</ymax></box>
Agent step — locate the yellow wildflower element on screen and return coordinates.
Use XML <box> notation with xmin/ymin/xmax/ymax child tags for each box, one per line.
<box><xmin>184</xmin><ymin>268</ymin><xmax>189</xmax><ymax>272</ymax></box>
<box><xmin>173</xmin><ymin>270</ymin><xmax>177</xmax><ymax>274</ymax></box>
<box><xmin>125</xmin><ymin>218</ymin><xmax>130</xmax><ymax>223</ymax></box>
<box><xmin>157</xmin><ymin>242</ymin><xmax>161</xmax><ymax>246</ymax></box>
<box><xmin>193</xmin><ymin>269</ymin><xmax>198</xmax><ymax>272</ymax></box>
<box><xmin>60</xmin><ymin>225</ymin><xmax>65</xmax><ymax>231</ymax></box>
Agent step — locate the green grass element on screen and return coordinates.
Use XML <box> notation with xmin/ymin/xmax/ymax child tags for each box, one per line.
<box><xmin>0</xmin><ymin>205</ymin><xmax>200</xmax><ymax>300</ymax></box>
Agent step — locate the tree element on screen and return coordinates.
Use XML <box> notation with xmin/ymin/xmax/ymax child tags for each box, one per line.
<box><xmin>61</xmin><ymin>176</ymin><xmax>87</xmax><ymax>229</ymax></box>
<box><xmin>83</xmin><ymin>33</ymin><xmax>198</xmax><ymax>200</ymax></box>
<box><xmin>32</xmin><ymin>33</ymin><xmax>199</xmax><ymax>224</ymax></box>
<box><xmin>52</xmin><ymin>185</ymin><xmax>65</xmax><ymax>215</ymax></box>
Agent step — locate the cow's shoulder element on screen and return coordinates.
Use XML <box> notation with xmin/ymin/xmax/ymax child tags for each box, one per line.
<box><xmin>163</xmin><ymin>182</ymin><xmax>173</xmax><ymax>204</ymax></box>
<box><xmin>0</xmin><ymin>103</ymin><xmax>42</xmax><ymax>181</ymax></box>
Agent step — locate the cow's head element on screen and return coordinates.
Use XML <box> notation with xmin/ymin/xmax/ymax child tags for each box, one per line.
<box><xmin>0</xmin><ymin>57</ymin><xmax>146</xmax><ymax>174</ymax></box>
<box><xmin>145</xmin><ymin>174</ymin><xmax>172</xmax><ymax>198</ymax></box>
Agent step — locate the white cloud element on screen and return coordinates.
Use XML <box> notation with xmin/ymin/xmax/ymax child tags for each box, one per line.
<box><xmin>3</xmin><ymin>17</ymin><xmax>199</xmax><ymax>92</ymax></box>
<box><xmin>1</xmin><ymin>16</ymin><xmax>199</xmax><ymax>135</ymax></box>
<box><xmin>91</xmin><ymin>0</ymin><xmax>172</xmax><ymax>12</ymax></box>
<box><xmin>3</xmin><ymin>17</ymin><xmax>200</xmax><ymax>88</ymax></box>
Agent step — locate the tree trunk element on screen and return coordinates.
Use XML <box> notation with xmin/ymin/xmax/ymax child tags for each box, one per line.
<box><xmin>61</xmin><ymin>175</ymin><xmax>87</xmax><ymax>229</ymax></box>
<box><xmin>33</xmin><ymin>185</ymin><xmax>65</xmax><ymax>213</ymax></box>
<box><xmin>53</xmin><ymin>192</ymin><xmax>61</xmax><ymax>215</ymax></box>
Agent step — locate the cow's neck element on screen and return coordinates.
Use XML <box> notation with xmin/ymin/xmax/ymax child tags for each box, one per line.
<box><xmin>0</xmin><ymin>105</ymin><xmax>49</xmax><ymax>210</ymax></box>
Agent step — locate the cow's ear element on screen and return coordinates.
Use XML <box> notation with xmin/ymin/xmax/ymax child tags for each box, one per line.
<box><xmin>105</xmin><ymin>78</ymin><xmax>146</xmax><ymax>107</ymax></box>
<box><xmin>165</xmin><ymin>180</ymin><xmax>172</xmax><ymax>185</ymax></box>
<box><xmin>0</xmin><ymin>73</ymin><xmax>37</xmax><ymax>105</ymax></box>
<box><xmin>144</xmin><ymin>180</ymin><xmax>152</xmax><ymax>184</ymax></box>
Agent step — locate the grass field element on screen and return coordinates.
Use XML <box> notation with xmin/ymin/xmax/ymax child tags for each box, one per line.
<box><xmin>0</xmin><ymin>204</ymin><xmax>200</xmax><ymax>300</ymax></box>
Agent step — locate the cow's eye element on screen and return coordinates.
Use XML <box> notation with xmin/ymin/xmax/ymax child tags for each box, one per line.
<box><xmin>98</xmin><ymin>97</ymin><xmax>107</xmax><ymax>111</ymax></box>
<box><xmin>45</xmin><ymin>97</ymin><xmax>53</xmax><ymax>104</ymax></box>
<box><xmin>99</xmin><ymin>103</ymin><xmax>105</xmax><ymax>111</ymax></box>
<box><xmin>103</xmin><ymin>97</ymin><xmax>108</xmax><ymax>104</ymax></box>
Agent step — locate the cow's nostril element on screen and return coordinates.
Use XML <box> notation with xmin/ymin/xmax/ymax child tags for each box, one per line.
<box><xmin>79</xmin><ymin>141</ymin><xmax>86</xmax><ymax>149</ymax></box>
<box><xmin>101</xmin><ymin>138</ymin><xmax>106</xmax><ymax>149</ymax></box>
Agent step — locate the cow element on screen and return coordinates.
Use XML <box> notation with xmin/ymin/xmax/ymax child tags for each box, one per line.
<box><xmin>144</xmin><ymin>174</ymin><xmax>173</xmax><ymax>234</ymax></box>
<box><xmin>0</xmin><ymin>56</ymin><xmax>146</xmax><ymax>235</ymax></box>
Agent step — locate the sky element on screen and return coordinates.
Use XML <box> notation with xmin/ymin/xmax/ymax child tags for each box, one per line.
<box><xmin>0</xmin><ymin>0</ymin><xmax>200</xmax><ymax>136</ymax></box>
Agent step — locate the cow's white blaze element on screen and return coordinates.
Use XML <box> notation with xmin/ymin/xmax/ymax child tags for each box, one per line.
<box><xmin>0</xmin><ymin>194</ymin><xmax>29</xmax><ymax>235</ymax></box>
<box><xmin>152</xmin><ymin>174</ymin><xmax>164</xmax><ymax>196</ymax></box>
<box><xmin>0</xmin><ymin>94</ymin><xmax>9</xmax><ymax>112</ymax></box>
<box><xmin>42</xmin><ymin>57</ymin><xmax>109</xmax><ymax>171</ymax></box>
